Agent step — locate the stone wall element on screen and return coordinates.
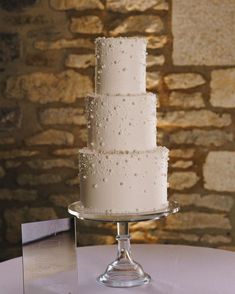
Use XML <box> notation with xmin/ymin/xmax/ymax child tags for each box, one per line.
<box><xmin>0</xmin><ymin>0</ymin><xmax>235</xmax><ymax>260</ymax></box>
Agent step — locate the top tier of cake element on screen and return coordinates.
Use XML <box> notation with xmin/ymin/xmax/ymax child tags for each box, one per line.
<box><xmin>95</xmin><ymin>37</ymin><xmax>147</xmax><ymax>95</ymax></box>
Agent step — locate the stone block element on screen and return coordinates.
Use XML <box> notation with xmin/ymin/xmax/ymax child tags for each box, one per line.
<box><xmin>166</xmin><ymin>91</ymin><xmax>205</xmax><ymax>109</ymax></box>
<box><xmin>0</xmin><ymin>0</ymin><xmax>36</xmax><ymax>11</ymax></box>
<box><xmin>149</xmin><ymin>231</ymin><xmax>199</xmax><ymax>243</ymax></box>
<box><xmin>5</xmin><ymin>70</ymin><xmax>93</xmax><ymax>103</ymax></box>
<box><xmin>158</xmin><ymin>110</ymin><xmax>231</xmax><ymax>128</ymax></box>
<box><xmin>70</xmin><ymin>16</ymin><xmax>103</xmax><ymax>34</ymax></box>
<box><xmin>146</xmin><ymin>72</ymin><xmax>161</xmax><ymax>91</ymax></box>
<box><xmin>50</xmin><ymin>0</ymin><xmax>104</xmax><ymax>10</ymax></box>
<box><xmin>171</xmin><ymin>193</ymin><xmax>234</xmax><ymax>212</ymax></box>
<box><xmin>34</xmin><ymin>38</ymin><xmax>94</xmax><ymax>50</ymax></box>
<box><xmin>171</xmin><ymin>160</ymin><xmax>193</xmax><ymax>169</ymax></box>
<box><xmin>201</xmin><ymin>234</ymin><xmax>231</xmax><ymax>245</ymax></box>
<box><xmin>0</xmin><ymin>33</ymin><xmax>20</xmax><ymax>63</ymax></box>
<box><xmin>78</xmin><ymin>234</ymin><xmax>115</xmax><ymax>246</ymax></box>
<box><xmin>0</xmin><ymin>189</ymin><xmax>37</xmax><ymax>201</ymax></box>
<box><xmin>78</xmin><ymin>129</ymin><xmax>88</xmax><ymax>144</ymax></box>
<box><xmin>17</xmin><ymin>173</ymin><xmax>63</xmax><ymax>186</ymax></box>
<box><xmin>0</xmin><ymin>107</ymin><xmax>21</xmax><ymax>129</ymax></box>
<box><xmin>172</xmin><ymin>0</ymin><xmax>235</xmax><ymax>65</ymax></box>
<box><xmin>3</xmin><ymin>14</ymin><xmax>53</xmax><ymax>26</ymax></box>
<box><xmin>131</xmin><ymin>231</ymin><xmax>148</xmax><ymax>243</ymax></box>
<box><xmin>165</xmin><ymin>212</ymin><xmax>231</xmax><ymax>230</ymax></box>
<box><xmin>50</xmin><ymin>193</ymin><xmax>78</xmax><ymax>208</ymax></box>
<box><xmin>130</xmin><ymin>220</ymin><xmax>157</xmax><ymax>231</ymax></box>
<box><xmin>27</xmin><ymin>207</ymin><xmax>58</xmax><ymax>220</ymax></box>
<box><xmin>25</xmin><ymin>129</ymin><xmax>74</xmax><ymax>146</ymax></box>
<box><xmin>110</xmin><ymin>15</ymin><xmax>163</xmax><ymax>36</ymax></box>
<box><xmin>168</xmin><ymin>172</ymin><xmax>199</xmax><ymax>190</ymax></box>
<box><xmin>164</xmin><ymin>73</ymin><xmax>205</xmax><ymax>89</ymax></box>
<box><xmin>0</xmin><ymin>166</ymin><xmax>5</xmax><ymax>178</ymax></box>
<box><xmin>27</xmin><ymin>159</ymin><xmax>76</xmax><ymax>169</ymax></box>
<box><xmin>53</xmin><ymin>148</ymin><xmax>79</xmax><ymax>156</ymax></box>
<box><xmin>5</xmin><ymin>160</ymin><xmax>22</xmax><ymax>169</ymax></box>
<box><xmin>147</xmin><ymin>55</ymin><xmax>165</xmax><ymax>67</ymax></box>
<box><xmin>27</xmin><ymin>27</ymin><xmax>63</xmax><ymax>40</ymax></box>
<box><xmin>0</xmin><ymin>137</ymin><xmax>15</xmax><ymax>145</ymax></box>
<box><xmin>147</xmin><ymin>36</ymin><xmax>168</xmax><ymax>49</ymax></box>
<box><xmin>25</xmin><ymin>51</ymin><xmax>60</xmax><ymax>67</ymax></box>
<box><xmin>66</xmin><ymin>177</ymin><xmax>80</xmax><ymax>186</ymax></box>
<box><xmin>4</xmin><ymin>209</ymin><xmax>25</xmax><ymax>244</ymax></box>
<box><xmin>169</xmin><ymin>149</ymin><xmax>195</xmax><ymax>159</ymax></box>
<box><xmin>170</xmin><ymin>129</ymin><xmax>233</xmax><ymax>147</ymax></box>
<box><xmin>65</xmin><ymin>54</ymin><xmax>95</xmax><ymax>69</ymax></box>
<box><xmin>107</xmin><ymin>0</ymin><xmax>168</xmax><ymax>12</ymax></box>
<box><xmin>40</xmin><ymin>108</ymin><xmax>86</xmax><ymax>125</ymax></box>
<box><xmin>210</xmin><ymin>69</ymin><xmax>235</xmax><ymax>108</ymax></box>
<box><xmin>157</xmin><ymin>130</ymin><xmax>164</xmax><ymax>145</ymax></box>
<box><xmin>203</xmin><ymin>151</ymin><xmax>235</xmax><ymax>192</ymax></box>
<box><xmin>5</xmin><ymin>160</ymin><xmax>23</xmax><ymax>169</ymax></box>
<box><xmin>0</xmin><ymin>150</ymin><xmax>38</xmax><ymax>159</ymax></box>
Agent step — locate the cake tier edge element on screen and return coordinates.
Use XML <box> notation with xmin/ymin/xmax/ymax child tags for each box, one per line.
<box><xmin>95</xmin><ymin>37</ymin><xmax>147</xmax><ymax>95</ymax></box>
<box><xmin>79</xmin><ymin>147</ymin><xmax>169</xmax><ymax>214</ymax></box>
<box><xmin>86</xmin><ymin>92</ymin><xmax>157</xmax><ymax>152</ymax></box>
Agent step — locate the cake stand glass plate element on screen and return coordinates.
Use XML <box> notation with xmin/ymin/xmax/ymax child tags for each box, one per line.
<box><xmin>68</xmin><ymin>200</ymin><xmax>179</xmax><ymax>288</ymax></box>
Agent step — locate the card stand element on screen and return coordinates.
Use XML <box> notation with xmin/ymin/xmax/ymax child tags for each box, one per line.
<box><xmin>21</xmin><ymin>218</ymin><xmax>78</xmax><ymax>294</ymax></box>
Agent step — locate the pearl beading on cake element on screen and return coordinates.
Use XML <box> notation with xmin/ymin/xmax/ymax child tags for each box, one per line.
<box><xmin>86</xmin><ymin>93</ymin><xmax>157</xmax><ymax>151</ymax></box>
<box><xmin>79</xmin><ymin>147</ymin><xmax>169</xmax><ymax>213</ymax></box>
<box><xmin>79</xmin><ymin>37</ymin><xmax>169</xmax><ymax>214</ymax></box>
<box><xmin>95</xmin><ymin>37</ymin><xmax>147</xmax><ymax>95</ymax></box>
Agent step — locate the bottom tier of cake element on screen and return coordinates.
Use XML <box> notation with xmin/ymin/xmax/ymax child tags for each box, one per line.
<box><xmin>79</xmin><ymin>147</ymin><xmax>169</xmax><ymax>213</ymax></box>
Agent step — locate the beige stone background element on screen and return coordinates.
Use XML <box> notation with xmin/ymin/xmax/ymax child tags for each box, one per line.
<box><xmin>0</xmin><ymin>0</ymin><xmax>235</xmax><ymax>260</ymax></box>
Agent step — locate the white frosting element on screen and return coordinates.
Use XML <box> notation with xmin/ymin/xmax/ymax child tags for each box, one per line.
<box><xmin>79</xmin><ymin>147</ymin><xmax>168</xmax><ymax>213</ymax></box>
<box><xmin>79</xmin><ymin>37</ymin><xmax>169</xmax><ymax>213</ymax></box>
<box><xmin>86</xmin><ymin>93</ymin><xmax>157</xmax><ymax>151</ymax></box>
<box><xmin>95</xmin><ymin>37</ymin><xmax>146</xmax><ymax>95</ymax></box>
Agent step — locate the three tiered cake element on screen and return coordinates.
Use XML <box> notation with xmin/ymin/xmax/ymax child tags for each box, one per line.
<box><xmin>79</xmin><ymin>37</ymin><xmax>169</xmax><ymax>213</ymax></box>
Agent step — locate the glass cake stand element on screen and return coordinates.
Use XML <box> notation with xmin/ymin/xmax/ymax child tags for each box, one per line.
<box><xmin>68</xmin><ymin>200</ymin><xmax>179</xmax><ymax>288</ymax></box>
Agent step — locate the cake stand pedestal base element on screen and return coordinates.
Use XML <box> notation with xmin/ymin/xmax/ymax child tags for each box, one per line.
<box><xmin>98</xmin><ymin>222</ymin><xmax>150</xmax><ymax>288</ymax></box>
<box><xmin>68</xmin><ymin>201</ymin><xmax>179</xmax><ymax>288</ymax></box>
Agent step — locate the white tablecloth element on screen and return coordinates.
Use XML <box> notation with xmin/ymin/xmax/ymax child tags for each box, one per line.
<box><xmin>1</xmin><ymin>244</ymin><xmax>235</xmax><ymax>294</ymax></box>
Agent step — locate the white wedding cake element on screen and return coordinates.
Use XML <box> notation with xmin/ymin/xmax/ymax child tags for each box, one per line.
<box><xmin>79</xmin><ymin>37</ymin><xmax>169</xmax><ymax>213</ymax></box>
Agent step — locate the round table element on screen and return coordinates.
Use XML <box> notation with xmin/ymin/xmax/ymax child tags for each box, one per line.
<box><xmin>1</xmin><ymin>244</ymin><xmax>235</xmax><ymax>294</ymax></box>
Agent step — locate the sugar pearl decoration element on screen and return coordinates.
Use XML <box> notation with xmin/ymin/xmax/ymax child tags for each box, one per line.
<box><xmin>79</xmin><ymin>37</ymin><xmax>168</xmax><ymax>214</ymax></box>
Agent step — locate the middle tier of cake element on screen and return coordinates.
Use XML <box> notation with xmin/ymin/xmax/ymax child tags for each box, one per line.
<box><xmin>86</xmin><ymin>93</ymin><xmax>157</xmax><ymax>152</ymax></box>
<box><xmin>79</xmin><ymin>147</ymin><xmax>168</xmax><ymax>213</ymax></box>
